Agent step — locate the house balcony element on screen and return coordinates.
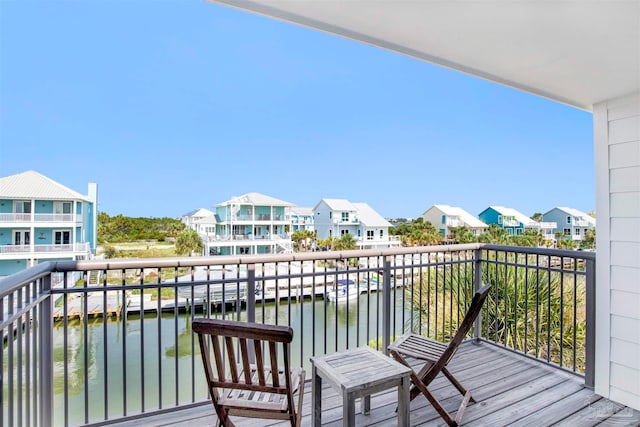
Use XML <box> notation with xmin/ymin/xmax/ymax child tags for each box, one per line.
<box><xmin>0</xmin><ymin>213</ymin><xmax>80</xmax><ymax>223</ymax></box>
<box><xmin>573</xmin><ymin>219</ymin><xmax>591</xmax><ymax>227</ymax></box>
<box><xmin>0</xmin><ymin>242</ymin><xmax>90</xmax><ymax>256</ymax></box>
<box><xmin>501</xmin><ymin>219</ymin><xmax>520</xmax><ymax>227</ymax></box>
<box><xmin>2</xmin><ymin>244</ymin><xmax>638</xmax><ymax>426</ymax></box>
<box><xmin>444</xmin><ymin>218</ymin><xmax>461</xmax><ymax>227</ymax></box>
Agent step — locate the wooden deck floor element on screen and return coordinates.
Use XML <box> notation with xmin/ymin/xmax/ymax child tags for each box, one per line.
<box><xmin>113</xmin><ymin>341</ymin><xmax>640</xmax><ymax>426</ymax></box>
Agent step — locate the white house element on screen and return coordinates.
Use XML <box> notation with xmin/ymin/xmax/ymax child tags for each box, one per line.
<box><xmin>313</xmin><ymin>198</ymin><xmax>399</xmax><ymax>249</ymax></box>
<box><xmin>423</xmin><ymin>205</ymin><xmax>488</xmax><ymax>238</ymax></box>
<box><xmin>543</xmin><ymin>207</ymin><xmax>596</xmax><ymax>241</ymax></box>
<box><xmin>181</xmin><ymin>208</ymin><xmax>215</xmax><ymax>231</ymax></box>
<box><xmin>290</xmin><ymin>206</ymin><xmax>315</xmax><ymax>232</ymax></box>
<box><xmin>207</xmin><ymin>1</ymin><xmax>640</xmax><ymax>410</ymax></box>
<box><xmin>207</xmin><ymin>192</ymin><xmax>293</xmax><ymax>256</ymax></box>
<box><xmin>0</xmin><ymin>171</ymin><xmax>97</xmax><ymax>277</ymax></box>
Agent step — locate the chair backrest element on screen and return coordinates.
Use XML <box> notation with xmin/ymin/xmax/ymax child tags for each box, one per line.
<box><xmin>192</xmin><ymin>318</ymin><xmax>295</xmax><ymax>399</ymax></box>
<box><xmin>440</xmin><ymin>283</ymin><xmax>492</xmax><ymax>365</ymax></box>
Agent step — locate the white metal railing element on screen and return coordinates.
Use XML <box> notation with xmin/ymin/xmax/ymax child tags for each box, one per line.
<box><xmin>0</xmin><ymin>213</ymin><xmax>76</xmax><ymax>222</ymax></box>
<box><xmin>0</xmin><ymin>242</ymin><xmax>90</xmax><ymax>254</ymax></box>
<box><xmin>0</xmin><ymin>244</ymin><xmax>596</xmax><ymax>427</ymax></box>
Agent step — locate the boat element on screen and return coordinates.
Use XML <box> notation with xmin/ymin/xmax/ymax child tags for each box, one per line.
<box><xmin>326</xmin><ymin>279</ymin><xmax>365</xmax><ymax>304</ymax></box>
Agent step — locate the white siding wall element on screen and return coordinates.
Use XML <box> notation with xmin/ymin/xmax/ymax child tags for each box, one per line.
<box><xmin>594</xmin><ymin>92</ymin><xmax>640</xmax><ymax>410</ymax></box>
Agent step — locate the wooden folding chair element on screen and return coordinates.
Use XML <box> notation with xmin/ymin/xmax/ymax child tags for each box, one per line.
<box><xmin>388</xmin><ymin>284</ymin><xmax>492</xmax><ymax>426</ymax></box>
<box><xmin>193</xmin><ymin>318</ymin><xmax>305</xmax><ymax>427</ymax></box>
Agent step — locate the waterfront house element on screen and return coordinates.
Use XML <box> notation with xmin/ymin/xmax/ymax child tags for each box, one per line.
<box><xmin>544</xmin><ymin>207</ymin><xmax>596</xmax><ymax>242</ymax></box>
<box><xmin>206</xmin><ymin>192</ymin><xmax>294</xmax><ymax>255</ymax></box>
<box><xmin>313</xmin><ymin>198</ymin><xmax>400</xmax><ymax>249</ymax></box>
<box><xmin>181</xmin><ymin>208</ymin><xmax>215</xmax><ymax>231</ymax></box>
<box><xmin>422</xmin><ymin>204</ymin><xmax>488</xmax><ymax>239</ymax></box>
<box><xmin>479</xmin><ymin>206</ymin><xmax>557</xmax><ymax>240</ymax></box>
<box><xmin>0</xmin><ymin>170</ymin><xmax>97</xmax><ymax>277</ymax></box>
<box><xmin>289</xmin><ymin>206</ymin><xmax>314</xmax><ymax>232</ymax></box>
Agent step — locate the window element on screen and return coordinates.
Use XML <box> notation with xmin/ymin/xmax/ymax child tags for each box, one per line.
<box><xmin>441</xmin><ymin>215</ymin><xmax>446</xmax><ymax>224</ymax></box>
<box><xmin>54</xmin><ymin>202</ymin><xmax>72</xmax><ymax>215</ymax></box>
<box><xmin>575</xmin><ymin>228</ymin><xmax>581</xmax><ymax>236</ymax></box>
<box><xmin>329</xmin><ymin>212</ymin><xmax>332</xmax><ymax>219</ymax></box>
<box><xmin>341</xmin><ymin>230</ymin><xmax>349</xmax><ymax>236</ymax></box>
<box><xmin>14</xmin><ymin>201</ymin><xmax>31</xmax><ymax>214</ymax></box>
<box><xmin>357</xmin><ymin>229</ymin><xmax>361</xmax><ymax>237</ymax></box>
<box><xmin>13</xmin><ymin>230</ymin><xmax>30</xmax><ymax>245</ymax></box>
<box><xmin>342</xmin><ymin>212</ymin><xmax>349</xmax><ymax>222</ymax></box>
<box><xmin>380</xmin><ymin>230</ymin><xmax>383</xmax><ymax>238</ymax></box>
<box><xmin>367</xmin><ymin>230</ymin><xmax>374</xmax><ymax>240</ymax></box>
<box><xmin>567</xmin><ymin>216</ymin><xmax>571</xmax><ymax>224</ymax></box>
<box><xmin>54</xmin><ymin>231</ymin><xmax>70</xmax><ymax>245</ymax></box>
<box><xmin>564</xmin><ymin>228</ymin><xmax>571</xmax><ymax>236</ymax></box>
<box><xmin>498</xmin><ymin>215</ymin><xmax>503</xmax><ymax>224</ymax></box>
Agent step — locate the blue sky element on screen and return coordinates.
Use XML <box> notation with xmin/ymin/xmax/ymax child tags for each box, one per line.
<box><xmin>0</xmin><ymin>0</ymin><xmax>594</xmax><ymax>219</ymax></box>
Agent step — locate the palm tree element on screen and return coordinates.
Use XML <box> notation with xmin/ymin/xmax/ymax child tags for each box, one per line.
<box><xmin>175</xmin><ymin>228</ymin><xmax>204</xmax><ymax>256</ymax></box>
<box><xmin>450</xmin><ymin>226</ymin><xmax>477</xmax><ymax>244</ymax></box>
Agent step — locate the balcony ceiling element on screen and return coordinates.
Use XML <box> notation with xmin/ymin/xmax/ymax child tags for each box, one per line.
<box><xmin>209</xmin><ymin>0</ymin><xmax>640</xmax><ymax>111</ymax></box>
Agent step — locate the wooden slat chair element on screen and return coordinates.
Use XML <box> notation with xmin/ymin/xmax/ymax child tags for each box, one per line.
<box><xmin>193</xmin><ymin>318</ymin><xmax>305</xmax><ymax>427</ymax></box>
<box><xmin>388</xmin><ymin>284</ymin><xmax>492</xmax><ymax>426</ymax></box>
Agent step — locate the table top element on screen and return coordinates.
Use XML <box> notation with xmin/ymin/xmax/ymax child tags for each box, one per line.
<box><xmin>310</xmin><ymin>346</ymin><xmax>412</xmax><ymax>393</ymax></box>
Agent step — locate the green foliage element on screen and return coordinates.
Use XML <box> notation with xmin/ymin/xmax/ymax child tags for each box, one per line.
<box><xmin>478</xmin><ymin>224</ymin><xmax>510</xmax><ymax>244</ymax></box>
<box><xmin>291</xmin><ymin>229</ymin><xmax>316</xmax><ymax>251</ymax></box>
<box><xmin>102</xmin><ymin>244</ymin><xmax>119</xmax><ymax>259</ymax></box>
<box><xmin>450</xmin><ymin>226</ymin><xmax>478</xmax><ymax>244</ymax></box>
<box><xmin>175</xmin><ymin>228</ymin><xmax>204</xmax><ymax>256</ymax></box>
<box><xmin>335</xmin><ymin>233</ymin><xmax>357</xmax><ymax>251</ymax></box>
<box><xmin>405</xmin><ymin>253</ymin><xmax>587</xmax><ymax>372</ymax></box>
<box><xmin>97</xmin><ymin>211</ymin><xmax>185</xmax><ymax>243</ymax></box>
<box><xmin>581</xmin><ymin>229</ymin><xmax>596</xmax><ymax>250</ymax></box>
<box><xmin>392</xmin><ymin>217</ymin><xmax>443</xmax><ymax>246</ymax></box>
<box><xmin>557</xmin><ymin>238</ymin><xmax>577</xmax><ymax>250</ymax></box>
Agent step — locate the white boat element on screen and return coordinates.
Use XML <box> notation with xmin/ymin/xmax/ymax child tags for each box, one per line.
<box><xmin>326</xmin><ymin>279</ymin><xmax>365</xmax><ymax>304</ymax></box>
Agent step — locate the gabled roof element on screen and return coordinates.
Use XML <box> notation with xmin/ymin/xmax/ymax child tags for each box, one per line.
<box><xmin>353</xmin><ymin>203</ymin><xmax>391</xmax><ymax>227</ymax></box>
<box><xmin>193</xmin><ymin>215</ymin><xmax>218</xmax><ymax>225</ymax></box>
<box><xmin>0</xmin><ymin>170</ymin><xmax>90</xmax><ymax>202</ymax></box>
<box><xmin>314</xmin><ymin>198</ymin><xmax>357</xmax><ymax>212</ymax></box>
<box><xmin>546</xmin><ymin>207</ymin><xmax>596</xmax><ymax>225</ymax></box>
<box><xmin>216</xmin><ymin>192</ymin><xmax>294</xmax><ymax>207</ymax></box>
<box><xmin>487</xmin><ymin>206</ymin><xmax>537</xmax><ymax>227</ymax></box>
<box><xmin>290</xmin><ymin>206</ymin><xmax>314</xmax><ymax>216</ymax></box>
<box><xmin>182</xmin><ymin>208</ymin><xmax>214</xmax><ymax>218</ymax></box>
<box><xmin>430</xmin><ymin>205</ymin><xmax>488</xmax><ymax>229</ymax></box>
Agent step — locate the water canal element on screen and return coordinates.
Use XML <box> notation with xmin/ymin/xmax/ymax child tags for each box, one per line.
<box><xmin>48</xmin><ymin>289</ymin><xmax>410</xmax><ymax>426</ymax></box>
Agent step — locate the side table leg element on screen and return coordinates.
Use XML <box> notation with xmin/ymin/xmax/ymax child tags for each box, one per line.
<box><xmin>363</xmin><ymin>395</ymin><xmax>371</xmax><ymax>415</ymax></box>
<box><xmin>398</xmin><ymin>375</ymin><xmax>410</xmax><ymax>426</ymax></box>
<box><xmin>344</xmin><ymin>392</ymin><xmax>355</xmax><ymax>427</ymax></box>
<box><xmin>313</xmin><ymin>366</ymin><xmax>322</xmax><ymax>427</ymax></box>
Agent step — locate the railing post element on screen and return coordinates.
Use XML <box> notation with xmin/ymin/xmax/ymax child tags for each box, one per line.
<box><xmin>382</xmin><ymin>255</ymin><xmax>392</xmax><ymax>355</ymax></box>
<box><xmin>247</xmin><ymin>264</ymin><xmax>256</xmax><ymax>363</ymax></box>
<box><xmin>585</xmin><ymin>257</ymin><xmax>596</xmax><ymax>389</ymax></box>
<box><xmin>39</xmin><ymin>274</ymin><xmax>53</xmax><ymax>427</ymax></box>
<box><xmin>473</xmin><ymin>248</ymin><xmax>483</xmax><ymax>343</ymax></box>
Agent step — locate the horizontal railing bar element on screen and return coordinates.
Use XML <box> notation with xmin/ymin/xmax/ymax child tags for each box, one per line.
<box><xmin>482</xmin><ymin>244</ymin><xmax>595</xmax><ymax>260</ymax></box>
<box><xmin>0</xmin><ymin>293</ymin><xmax>49</xmax><ymax>330</ymax></box>
<box><xmin>0</xmin><ymin>263</ymin><xmax>52</xmax><ymax>298</ymax></box>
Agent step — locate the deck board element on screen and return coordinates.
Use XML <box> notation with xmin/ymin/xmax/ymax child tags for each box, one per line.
<box><xmin>109</xmin><ymin>341</ymin><xmax>640</xmax><ymax>426</ymax></box>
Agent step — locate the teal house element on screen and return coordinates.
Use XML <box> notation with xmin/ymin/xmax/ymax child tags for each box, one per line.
<box><xmin>0</xmin><ymin>171</ymin><xmax>97</xmax><ymax>277</ymax></box>
<box><xmin>479</xmin><ymin>206</ymin><xmax>556</xmax><ymax>240</ymax></box>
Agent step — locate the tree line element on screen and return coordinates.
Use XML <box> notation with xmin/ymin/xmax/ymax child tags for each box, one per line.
<box><xmin>97</xmin><ymin>212</ymin><xmax>185</xmax><ymax>243</ymax></box>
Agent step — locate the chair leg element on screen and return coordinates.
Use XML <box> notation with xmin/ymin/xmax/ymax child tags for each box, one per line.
<box><xmin>442</xmin><ymin>367</ymin><xmax>475</xmax><ymax>403</ymax></box>
<box><xmin>411</xmin><ymin>376</ymin><xmax>457</xmax><ymax>427</ymax></box>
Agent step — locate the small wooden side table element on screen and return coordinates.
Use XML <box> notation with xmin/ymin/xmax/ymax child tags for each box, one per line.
<box><xmin>310</xmin><ymin>346</ymin><xmax>412</xmax><ymax>426</ymax></box>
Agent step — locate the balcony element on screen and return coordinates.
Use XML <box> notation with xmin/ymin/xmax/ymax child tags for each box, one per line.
<box><xmin>2</xmin><ymin>244</ymin><xmax>638</xmax><ymax>426</ymax></box>
<box><xmin>0</xmin><ymin>213</ymin><xmax>79</xmax><ymax>223</ymax></box>
<box><xmin>0</xmin><ymin>242</ymin><xmax>90</xmax><ymax>255</ymax></box>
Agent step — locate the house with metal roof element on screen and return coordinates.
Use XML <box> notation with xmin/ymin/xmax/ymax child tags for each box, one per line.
<box><xmin>290</xmin><ymin>206</ymin><xmax>314</xmax><ymax>233</ymax></box>
<box><xmin>0</xmin><ymin>170</ymin><xmax>97</xmax><ymax>276</ymax></box>
<box><xmin>206</xmin><ymin>192</ymin><xmax>294</xmax><ymax>256</ymax></box>
<box><xmin>181</xmin><ymin>208</ymin><xmax>215</xmax><ymax>231</ymax></box>
<box><xmin>423</xmin><ymin>205</ymin><xmax>489</xmax><ymax>239</ymax></box>
<box><xmin>313</xmin><ymin>198</ymin><xmax>399</xmax><ymax>249</ymax></box>
<box><xmin>543</xmin><ymin>207</ymin><xmax>596</xmax><ymax>242</ymax></box>
<box><xmin>479</xmin><ymin>206</ymin><xmax>557</xmax><ymax>240</ymax></box>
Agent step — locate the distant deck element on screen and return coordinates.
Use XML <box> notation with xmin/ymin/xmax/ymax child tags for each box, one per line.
<box><xmin>111</xmin><ymin>341</ymin><xmax>640</xmax><ymax>426</ymax></box>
